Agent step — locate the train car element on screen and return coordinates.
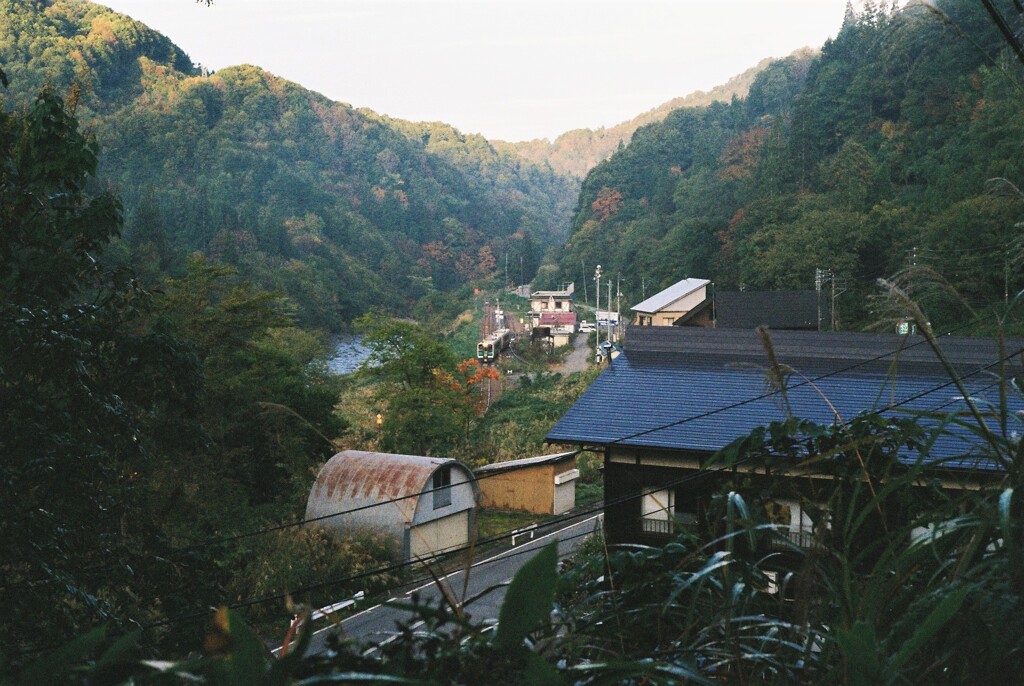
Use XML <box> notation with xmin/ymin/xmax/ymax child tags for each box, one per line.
<box><xmin>476</xmin><ymin>328</ymin><xmax>511</xmax><ymax>363</ymax></box>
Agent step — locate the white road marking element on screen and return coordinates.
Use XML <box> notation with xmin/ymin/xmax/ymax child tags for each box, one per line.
<box><xmin>298</xmin><ymin>514</ymin><xmax>603</xmax><ymax>645</ymax></box>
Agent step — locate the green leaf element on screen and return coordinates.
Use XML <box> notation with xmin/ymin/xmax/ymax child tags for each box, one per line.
<box><xmin>523</xmin><ymin>651</ymin><xmax>562</xmax><ymax>686</ymax></box>
<box><xmin>998</xmin><ymin>488</ymin><xmax>1014</xmax><ymax>550</ymax></box>
<box><xmin>205</xmin><ymin>608</ymin><xmax>270</xmax><ymax>686</ymax></box>
<box><xmin>494</xmin><ymin>541</ymin><xmax>558</xmax><ymax>651</ymax></box>
<box><xmin>16</xmin><ymin>625</ymin><xmax>107</xmax><ymax>686</ymax></box>
<box><xmin>889</xmin><ymin>586</ymin><xmax>970</xmax><ymax>671</ymax></box>
<box><xmin>93</xmin><ymin>630</ymin><xmax>142</xmax><ymax>672</ymax></box>
<box><xmin>835</xmin><ymin>621</ymin><xmax>880</xmax><ymax>686</ymax></box>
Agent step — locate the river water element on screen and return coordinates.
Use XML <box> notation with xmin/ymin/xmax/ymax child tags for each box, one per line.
<box><xmin>327</xmin><ymin>335</ymin><xmax>373</xmax><ymax>375</ymax></box>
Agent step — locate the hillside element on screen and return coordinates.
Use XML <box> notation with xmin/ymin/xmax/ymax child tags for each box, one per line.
<box><xmin>0</xmin><ymin>0</ymin><xmax>577</xmax><ymax>329</ymax></box>
<box><xmin>554</xmin><ymin>0</ymin><xmax>1024</xmax><ymax>332</ymax></box>
<box><xmin>498</xmin><ymin>53</ymin><xmax>803</xmax><ymax>179</ymax></box>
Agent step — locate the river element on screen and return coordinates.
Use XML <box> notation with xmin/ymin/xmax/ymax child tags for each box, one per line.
<box><xmin>327</xmin><ymin>335</ymin><xmax>373</xmax><ymax>375</ymax></box>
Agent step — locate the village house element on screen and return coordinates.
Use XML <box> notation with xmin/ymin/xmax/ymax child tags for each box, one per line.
<box><xmin>631</xmin><ymin>278</ymin><xmax>710</xmax><ymax>327</ymax></box>
<box><xmin>546</xmin><ymin>326</ymin><xmax>1022</xmax><ymax>546</ymax></box>
<box><xmin>306</xmin><ymin>450</ymin><xmax>478</xmax><ymax>562</ymax></box>
<box><xmin>529</xmin><ymin>283</ymin><xmax>575</xmax><ymax>313</ymax></box>
<box><xmin>537</xmin><ymin>311</ymin><xmax>578</xmax><ymax>347</ymax></box>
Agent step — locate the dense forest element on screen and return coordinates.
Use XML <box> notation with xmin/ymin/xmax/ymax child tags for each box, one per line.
<box><xmin>0</xmin><ymin>0</ymin><xmax>576</xmax><ymax>330</ymax></box>
<box><xmin>6</xmin><ymin>0</ymin><xmax>1024</xmax><ymax>681</ymax></box>
<box><xmin>553</xmin><ymin>0</ymin><xmax>1024</xmax><ymax>332</ymax></box>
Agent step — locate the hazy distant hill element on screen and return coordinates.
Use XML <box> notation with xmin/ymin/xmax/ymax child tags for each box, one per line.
<box><xmin>498</xmin><ymin>53</ymin><xmax>814</xmax><ymax>178</ymax></box>
<box><xmin>0</xmin><ymin>0</ymin><xmax>576</xmax><ymax>328</ymax></box>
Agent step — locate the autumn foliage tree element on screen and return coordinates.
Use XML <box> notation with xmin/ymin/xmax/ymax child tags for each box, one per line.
<box><xmin>356</xmin><ymin>316</ymin><xmax>499</xmax><ymax>455</ymax></box>
<box><xmin>591</xmin><ymin>186</ymin><xmax>624</xmax><ymax>222</ymax></box>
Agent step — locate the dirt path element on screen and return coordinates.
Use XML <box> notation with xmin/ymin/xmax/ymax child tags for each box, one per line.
<box><xmin>557</xmin><ymin>333</ymin><xmax>593</xmax><ymax>375</ymax></box>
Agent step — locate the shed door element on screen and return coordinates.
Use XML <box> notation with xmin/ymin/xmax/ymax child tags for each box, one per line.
<box><xmin>410</xmin><ymin>510</ymin><xmax>470</xmax><ymax>560</ymax></box>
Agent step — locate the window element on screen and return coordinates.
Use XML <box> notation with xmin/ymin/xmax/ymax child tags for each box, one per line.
<box><xmin>767</xmin><ymin>499</ymin><xmax>823</xmax><ymax>549</ymax></box>
<box><xmin>432</xmin><ymin>466</ymin><xmax>452</xmax><ymax>509</ymax></box>
<box><xmin>641</xmin><ymin>488</ymin><xmax>674</xmax><ymax>535</ymax></box>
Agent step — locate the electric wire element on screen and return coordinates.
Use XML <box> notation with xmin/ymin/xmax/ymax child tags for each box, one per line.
<box><xmin>12</xmin><ymin>318</ymin><xmax>1022</xmax><ymax>654</ymax></box>
<box><xmin>603</xmin><ymin>317</ymin><xmax>1015</xmax><ymax>448</ymax></box>
<box><xmin>140</xmin><ymin>460</ymin><xmax>745</xmax><ymax>632</ymax></box>
<box><xmin>141</xmin><ymin>351</ymin><xmax>1017</xmax><ymax>634</ymax></box>
<box><xmin>13</xmin><ymin>352</ymin><xmax>1016</xmax><ymax>655</ymax></box>
<box><xmin>6</xmin><ymin>315</ymin><xmax>1012</xmax><ymax>596</ymax></box>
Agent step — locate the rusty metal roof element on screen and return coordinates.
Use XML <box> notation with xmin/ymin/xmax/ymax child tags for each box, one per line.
<box><xmin>306</xmin><ymin>450</ymin><xmax>475</xmax><ymax>530</ymax></box>
<box><xmin>313</xmin><ymin>450</ymin><xmax>451</xmax><ymax>502</ymax></box>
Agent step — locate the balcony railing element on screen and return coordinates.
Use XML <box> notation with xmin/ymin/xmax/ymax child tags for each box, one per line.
<box><xmin>772</xmin><ymin>529</ymin><xmax>821</xmax><ymax>550</ymax></box>
<box><xmin>641</xmin><ymin>517</ymin><xmax>675</xmax><ymax>536</ymax></box>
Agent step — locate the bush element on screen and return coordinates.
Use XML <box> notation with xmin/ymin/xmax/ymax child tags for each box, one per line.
<box><xmin>225</xmin><ymin>525</ymin><xmax>398</xmax><ymax>629</ymax></box>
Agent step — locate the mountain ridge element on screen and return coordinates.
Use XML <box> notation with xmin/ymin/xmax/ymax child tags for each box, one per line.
<box><xmin>497</xmin><ymin>50</ymin><xmax>815</xmax><ymax>178</ymax></box>
<box><xmin>0</xmin><ymin>0</ymin><xmax>576</xmax><ymax>327</ymax></box>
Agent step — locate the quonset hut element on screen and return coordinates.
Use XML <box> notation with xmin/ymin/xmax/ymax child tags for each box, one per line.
<box><xmin>306</xmin><ymin>450</ymin><xmax>478</xmax><ymax>562</ymax></box>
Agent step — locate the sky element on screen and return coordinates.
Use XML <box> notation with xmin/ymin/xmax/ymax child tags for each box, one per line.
<box><xmin>99</xmin><ymin>0</ymin><xmax>854</xmax><ymax>142</ymax></box>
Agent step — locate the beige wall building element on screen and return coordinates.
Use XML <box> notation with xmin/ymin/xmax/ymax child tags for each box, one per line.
<box><xmin>529</xmin><ymin>283</ymin><xmax>575</xmax><ymax>313</ymax></box>
<box><xmin>475</xmin><ymin>451</ymin><xmax>579</xmax><ymax>515</ymax></box>
<box><xmin>631</xmin><ymin>278</ymin><xmax>709</xmax><ymax>326</ymax></box>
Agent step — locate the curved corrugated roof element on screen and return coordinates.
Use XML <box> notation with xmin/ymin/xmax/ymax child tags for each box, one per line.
<box><xmin>313</xmin><ymin>450</ymin><xmax>449</xmax><ymax>502</ymax></box>
<box><xmin>306</xmin><ymin>450</ymin><xmax>474</xmax><ymax>527</ymax></box>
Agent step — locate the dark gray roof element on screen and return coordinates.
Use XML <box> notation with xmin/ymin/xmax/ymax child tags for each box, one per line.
<box><xmin>546</xmin><ymin>327</ymin><xmax>1024</xmax><ymax>472</ymax></box>
<box><xmin>715</xmin><ymin>290</ymin><xmax>822</xmax><ymax>330</ymax></box>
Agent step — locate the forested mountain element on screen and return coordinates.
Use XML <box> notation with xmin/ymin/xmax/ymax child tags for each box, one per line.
<box><xmin>500</xmin><ymin>54</ymin><xmax>797</xmax><ymax>179</ymax></box>
<box><xmin>0</xmin><ymin>0</ymin><xmax>576</xmax><ymax>329</ymax></box>
<box><xmin>554</xmin><ymin>0</ymin><xmax>1024</xmax><ymax>332</ymax></box>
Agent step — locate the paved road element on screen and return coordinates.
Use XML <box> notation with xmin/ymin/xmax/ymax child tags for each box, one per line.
<box><xmin>295</xmin><ymin>514</ymin><xmax>602</xmax><ymax>655</ymax></box>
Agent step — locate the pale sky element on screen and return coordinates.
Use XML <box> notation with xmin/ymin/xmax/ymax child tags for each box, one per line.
<box><xmin>99</xmin><ymin>0</ymin><xmax>853</xmax><ymax>142</ymax></box>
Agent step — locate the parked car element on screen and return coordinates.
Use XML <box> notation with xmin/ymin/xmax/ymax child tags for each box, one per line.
<box><xmin>579</xmin><ymin>321</ymin><xmax>596</xmax><ymax>332</ymax></box>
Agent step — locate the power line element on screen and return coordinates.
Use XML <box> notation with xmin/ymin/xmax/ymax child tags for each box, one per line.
<box><xmin>142</xmin><ymin>355</ymin><xmax>1007</xmax><ymax>636</ymax></box>
<box><xmin>604</xmin><ymin>317</ymin><xmax>1005</xmax><ymax>448</ymax></box>
<box><xmin>139</xmin><ymin>461</ymin><xmax>745</xmax><ymax>634</ymax></box>
<box><xmin>6</xmin><ymin>316</ymin><xmax>1008</xmax><ymax>595</ymax></box>
<box><xmin>0</xmin><ymin>453</ymin><xmax>579</xmax><ymax>591</ymax></box>
<box><xmin>141</xmin><ymin>346</ymin><xmax>1018</xmax><ymax>633</ymax></box>
<box><xmin>14</xmin><ymin>351</ymin><xmax>1016</xmax><ymax>654</ymax></box>
<box><xmin>12</xmin><ymin>317</ymin><xmax>1021</xmax><ymax>657</ymax></box>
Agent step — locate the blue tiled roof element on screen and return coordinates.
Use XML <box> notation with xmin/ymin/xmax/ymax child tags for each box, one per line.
<box><xmin>546</xmin><ymin>328</ymin><xmax>1024</xmax><ymax>472</ymax></box>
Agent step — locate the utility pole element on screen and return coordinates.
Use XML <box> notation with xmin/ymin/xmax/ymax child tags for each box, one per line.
<box><xmin>616</xmin><ymin>274</ymin><xmax>622</xmax><ymax>342</ymax></box>
<box><xmin>815</xmin><ymin>268</ymin><xmax>824</xmax><ymax>332</ymax></box>
<box><xmin>581</xmin><ymin>260</ymin><xmax>588</xmax><ymax>303</ymax></box>
<box><xmin>831</xmin><ymin>276</ymin><xmax>837</xmax><ymax>331</ymax></box>
<box><xmin>831</xmin><ymin>276</ymin><xmax>846</xmax><ymax>331</ymax></box>
<box><xmin>815</xmin><ymin>267</ymin><xmax>842</xmax><ymax>331</ymax></box>
<box><xmin>595</xmin><ymin>264</ymin><xmax>602</xmax><ymax>350</ymax></box>
<box><xmin>607</xmin><ymin>281</ymin><xmax>613</xmax><ymax>344</ymax></box>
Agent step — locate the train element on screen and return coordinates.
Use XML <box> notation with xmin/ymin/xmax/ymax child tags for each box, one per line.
<box><xmin>476</xmin><ymin>328</ymin><xmax>511</xmax><ymax>363</ymax></box>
